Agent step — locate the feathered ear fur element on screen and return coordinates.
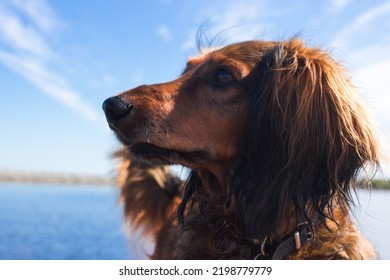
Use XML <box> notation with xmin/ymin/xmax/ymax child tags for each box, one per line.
<box><xmin>234</xmin><ymin>39</ymin><xmax>382</xmax><ymax>239</ymax></box>
<box><xmin>114</xmin><ymin>149</ymin><xmax>183</xmax><ymax>237</ymax></box>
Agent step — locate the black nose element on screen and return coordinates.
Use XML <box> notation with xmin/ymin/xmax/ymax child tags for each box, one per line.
<box><xmin>102</xmin><ymin>96</ymin><xmax>133</xmax><ymax>124</ymax></box>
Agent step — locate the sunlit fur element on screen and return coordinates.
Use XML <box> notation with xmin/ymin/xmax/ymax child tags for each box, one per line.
<box><xmin>107</xmin><ymin>39</ymin><xmax>384</xmax><ymax>259</ymax></box>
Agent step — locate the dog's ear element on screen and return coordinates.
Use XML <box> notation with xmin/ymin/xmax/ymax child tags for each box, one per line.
<box><xmin>114</xmin><ymin>148</ymin><xmax>183</xmax><ymax>238</ymax></box>
<box><xmin>234</xmin><ymin>39</ymin><xmax>382</xmax><ymax>238</ymax></box>
<box><xmin>261</xmin><ymin>39</ymin><xmax>382</xmax><ymax>185</ymax></box>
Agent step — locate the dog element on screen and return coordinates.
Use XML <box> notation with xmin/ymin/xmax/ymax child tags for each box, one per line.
<box><xmin>103</xmin><ymin>38</ymin><xmax>383</xmax><ymax>259</ymax></box>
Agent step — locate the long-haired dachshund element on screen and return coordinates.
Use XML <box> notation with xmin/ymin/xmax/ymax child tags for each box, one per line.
<box><xmin>103</xmin><ymin>39</ymin><xmax>384</xmax><ymax>259</ymax></box>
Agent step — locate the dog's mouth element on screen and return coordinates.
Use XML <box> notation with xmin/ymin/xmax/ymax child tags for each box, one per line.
<box><xmin>128</xmin><ymin>143</ymin><xmax>210</xmax><ymax>166</ymax></box>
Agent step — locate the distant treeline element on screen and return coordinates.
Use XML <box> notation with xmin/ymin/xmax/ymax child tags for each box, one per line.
<box><xmin>1</xmin><ymin>170</ymin><xmax>389</xmax><ymax>189</ymax></box>
<box><xmin>357</xmin><ymin>180</ymin><xmax>390</xmax><ymax>190</ymax></box>
<box><xmin>0</xmin><ymin>170</ymin><xmax>113</xmax><ymax>186</ymax></box>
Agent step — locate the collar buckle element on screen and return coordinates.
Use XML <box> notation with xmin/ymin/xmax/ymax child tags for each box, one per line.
<box><xmin>254</xmin><ymin>222</ymin><xmax>314</xmax><ymax>260</ymax></box>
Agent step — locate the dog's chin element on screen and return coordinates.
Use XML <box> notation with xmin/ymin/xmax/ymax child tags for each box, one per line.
<box><xmin>128</xmin><ymin>143</ymin><xmax>210</xmax><ymax>167</ymax></box>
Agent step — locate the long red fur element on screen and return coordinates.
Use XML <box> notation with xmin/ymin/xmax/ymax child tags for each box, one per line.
<box><xmin>106</xmin><ymin>39</ymin><xmax>384</xmax><ymax>259</ymax></box>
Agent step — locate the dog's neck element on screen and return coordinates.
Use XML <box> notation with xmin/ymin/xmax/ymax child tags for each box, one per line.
<box><xmin>188</xmin><ymin>163</ymin><xmax>337</xmax><ymax>260</ymax></box>
<box><xmin>194</xmin><ymin>162</ymin><xmax>236</xmax><ymax>191</ymax></box>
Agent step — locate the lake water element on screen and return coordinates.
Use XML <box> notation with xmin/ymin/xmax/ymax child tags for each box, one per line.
<box><xmin>0</xmin><ymin>184</ymin><xmax>389</xmax><ymax>259</ymax></box>
<box><xmin>0</xmin><ymin>184</ymin><xmax>142</xmax><ymax>260</ymax></box>
<box><xmin>353</xmin><ymin>189</ymin><xmax>390</xmax><ymax>259</ymax></box>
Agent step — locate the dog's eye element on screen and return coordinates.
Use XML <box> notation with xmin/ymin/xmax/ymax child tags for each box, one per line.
<box><xmin>209</xmin><ymin>68</ymin><xmax>235</xmax><ymax>87</ymax></box>
<box><xmin>215</xmin><ymin>69</ymin><xmax>233</xmax><ymax>84</ymax></box>
<box><xmin>216</xmin><ymin>69</ymin><xmax>233</xmax><ymax>83</ymax></box>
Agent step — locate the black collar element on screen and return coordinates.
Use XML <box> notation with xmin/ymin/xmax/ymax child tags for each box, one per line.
<box><xmin>253</xmin><ymin>222</ymin><xmax>314</xmax><ymax>260</ymax></box>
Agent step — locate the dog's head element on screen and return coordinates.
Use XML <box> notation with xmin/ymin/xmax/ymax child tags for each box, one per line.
<box><xmin>103</xmin><ymin>39</ymin><xmax>383</xmax><ymax>237</ymax></box>
<box><xmin>102</xmin><ymin>41</ymin><xmax>276</xmax><ymax>182</ymax></box>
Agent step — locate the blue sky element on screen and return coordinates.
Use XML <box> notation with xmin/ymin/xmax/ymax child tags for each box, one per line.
<box><xmin>0</xmin><ymin>0</ymin><xmax>389</xmax><ymax>177</ymax></box>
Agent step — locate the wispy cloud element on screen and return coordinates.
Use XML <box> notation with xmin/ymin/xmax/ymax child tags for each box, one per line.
<box><xmin>0</xmin><ymin>0</ymin><xmax>101</xmax><ymax>123</ymax></box>
<box><xmin>354</xmin><ymin>58</ymin><xmax>390</xmax><ymax>124</ymax></box>
<box><xmin>331</xmin><ymin>1</ymin><xmax>390</xmax><ymax>50</ymax></box>
<box><xmin>329</xmin><ymin>0</ymin><xmax>352</xmax><ymax>12</ymax></box>
<box><xmin>354</xmin><ymin>1</ymin><xmax>390</xmax><ymax>26</ymax></box>
<box><xmin>157</xmin><ymin>25</ymin><xmax>174</xmax><ymax>42</ymax></box>
<box><xmin>181</xmin><ymin>0</ymin><xmax>268</xmax><ymax>50</ymax></box>
<box><xmin>329</xmin><ymin>1</ymin><xmax>390</xmax><ymax>119</ymax></box>
<box><xmin>206</xmin><ymin>0</ymin><xmax>266</xmax><ymax>35</ymax></box>
<box><xmin>0</xmin><ymin>3</ymin><xmax>53</xmax><ymax>58</ymax></box>
<box><xmin>0</xmin><ymin>50</ymin><xmax>100</xmax><ymax>121</ymax></box>
<box><xmin>10</xmin><ymin>0</ymin><xmax>63</xmax><ymax>33</ymax></box>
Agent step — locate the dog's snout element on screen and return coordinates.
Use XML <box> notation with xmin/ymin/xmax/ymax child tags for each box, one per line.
<box><xmin>102</xmin><ymin>96</ymin><xmax>133</xmax><ymax>124</ymax></box>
